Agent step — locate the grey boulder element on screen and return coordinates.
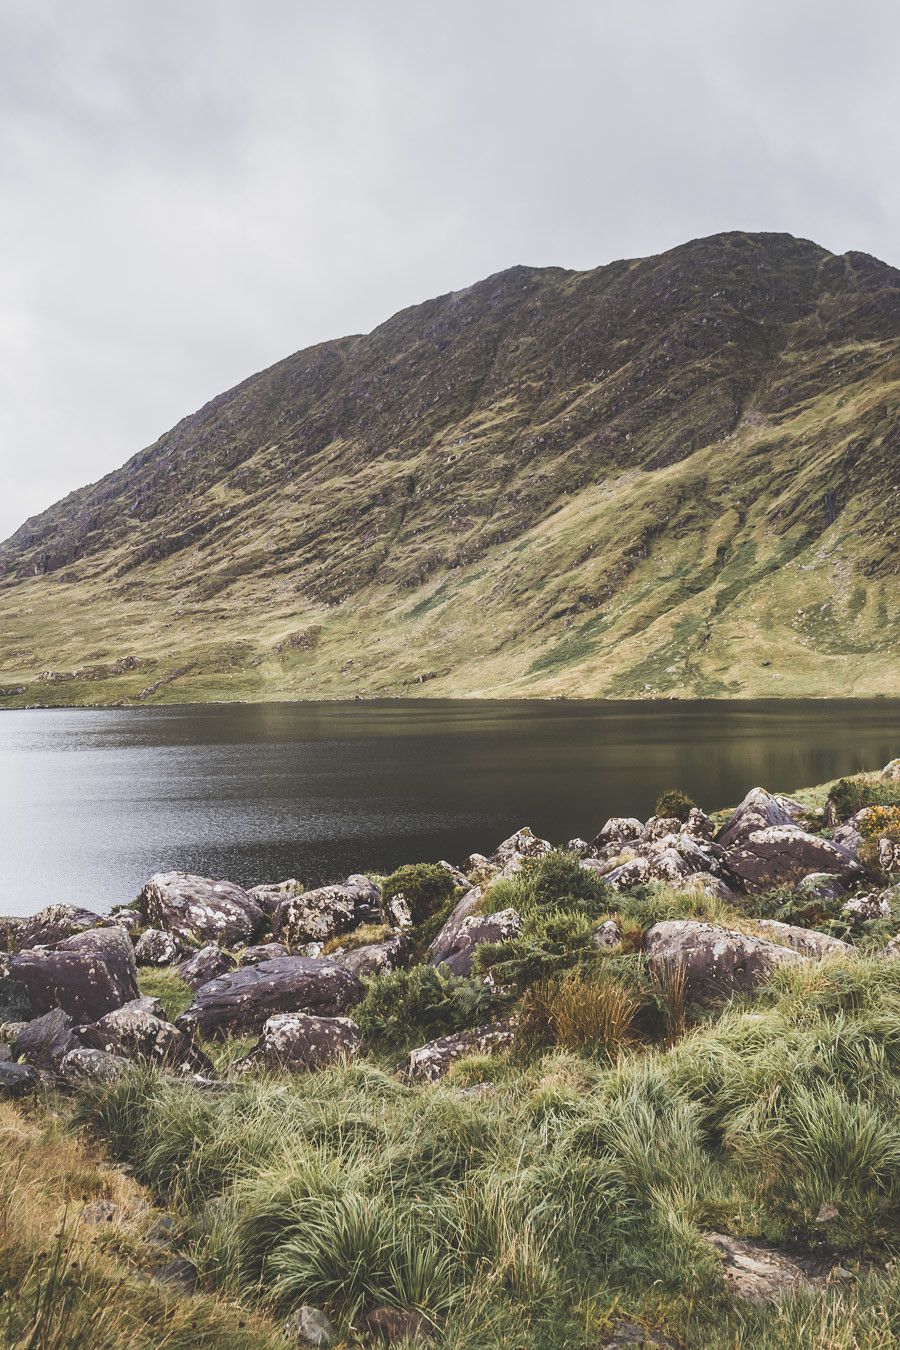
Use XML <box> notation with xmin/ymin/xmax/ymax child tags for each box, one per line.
<box><xmin>238</xmin><ymin>943</ymin><xmax>290</xmax><ymax>965</ymax></box>
<box><xmin>283</xmin><ymin>1305</ymin><xmax>338</xmax><ymax>1347</ymax></box>
<box><xmin>17</xmin><ymin>904</ymin><xmax>112</xmax><ymax>950</ymax></box>
<box><xmin>9</xmin><ymin>926</ymin><xmax>139</xmax><ymax>1023</ymax></box>
<box><xmin>177</xmin><ymin>944</ymin><xmax>236</xmax><ymax>989</ymax></box>
<box><xmin>406</xmin><ymin>1021</ymin><xmax>514</xmax><ymax>1083</ymax></box>
<box><xmin>0</xmin><ymin>1060</ymin><xmax>38</xmax><ymax>1096</ymax></box>
<box><xmin>755</xmin><ymin>920</ymin><xmax>855</xmax><ymax>959</ymax></box>
<box><xmin>12</xmin><ymin>1008</ymin><xmax>78</xmax><ymax>1069</ymax></box>
<box><xmin>58</xmin><ymin>1046</ymin><xmax>130</xmax><ymax>1084</ymax></box>
<box><xmin>435</xmin><ymin>908</ymin><xmax>522</xmax><ymax>977</ymax></box>
<box><xmin>137</xmin><ymin>872</ymin><xmax>264</xmax><ymax>946</ymax></box>
<box><xmin>134</xmin><ymin>928</ymin><xmax>184</xmax><ymax>966</ymax></box>
<box><xmin>644</xmin><ymin>920</ymin><xmax>806</xmax><ymax>1003</ymax></box>
<box><xmin>235</xmin><ymin>1011</ymin><xmax>360</xmax><ymax>1073</ymax></box>
<box><xmin>717</xmin><ymin>787</ymin><xmax>806</xmax><ymax>849</ymax></box>
<box><xmin>78</xmin><ymin>999</ymin><xmax>213</xmax><ymax>1075</ymax></box>
<box><xmin>335</xmin><ymin>934</ymin><xmax>410</xmax><ymax>978</ymax></box>
<box><xmin>725</xmin><ymin>826</ymin><xmax>863</xmax><ymax>894</ymax></box>
<box><xmin>176</xmin><ymin>956</ymin><xmax>364</xmax><ymax>1038</ymax></box>
<box><xmin>428</xmin><ymin>887</ymin><xmax>484</xmax><ymax>966</ymax></box>
<box><xmin>272</xmin><ymin>875</ymin><xmax>382</xmax><ymax>947</ymax></box>
<box><xmin>248</xmin><ymin>879</ymin><xmax>305</xmax><ymax>915</ymax></box>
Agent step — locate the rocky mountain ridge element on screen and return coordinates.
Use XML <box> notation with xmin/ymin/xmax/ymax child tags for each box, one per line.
<box><xmin>1</xmin><ymin>230</ymin><xmax>898</xmax><ymax>704</ymax></box>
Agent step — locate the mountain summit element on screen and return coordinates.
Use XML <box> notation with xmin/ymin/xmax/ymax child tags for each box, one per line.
<box><xmin>1</xmin><ymin>231</ymin><xmax>898</xmax><ymax>704</ymax></box>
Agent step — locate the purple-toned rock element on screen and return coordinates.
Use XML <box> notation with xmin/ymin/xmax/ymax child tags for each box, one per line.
<box><xmin>134</xmin><ymin>929</ymin><xmax>184</xmax><ymax>966</ymax></box>
<box><xmin>78</xmin><ymin>999</ymin><xmax>213</xmax><ymax>1075</ymax></box>
<box><xmin>18</xmin><ymin>905</ymin><xmax>112</xmax><ymax>950</ymax></box>
<box><xmin>644</xmin><ymin>920</ymin><xmax>806</xmax><ymax>1003</ymax></box>
<box><xmin>235</xmin><ymin>1011</ymin><xmax>361</xmax><ymax>1073</ymax></box>
<box><xmin>176</xmin><ymin>956</ymin><xmax>364</xmax><ymax>1038</ymax></box>
<box><xmin>428</xmin><ymin>887</ymin><xmax>484</xmax><ymax>965</ymax></box>
<box><xmin>177</xmin><ymin>944</ymin><xmax>236</xmax><ymax>989</ymax></box>
<box><xmin>725</xmin><ymin>826</ymin><xmax>863</xmax><ymax>894</ymax></box>
<box><xmin>336</xmin><ymin>934</ymin><xmax>410</xmax><ymax>978</ymax></box>
<box><xmin>717</xmin><ymin>788</ymin><xmax>806</xmax><ymax>849</ymax></box>
<box><xmin>406</xmin><ymin>1021</ymin><xmax>514</xmax><ymax>1083</ymax></box>
<box><xmin>13</xmin><ymin>1008</ymin><xmax>78</xmax><ymax>1069</ymax></box>
<box><xmin>435</xmin><ymin>909</ymin><xmax>522</xmax><ymax>976</ymax></box>
<box><xmin>109</xmin><ymin>909</ymin><xmax>143</xmax><ymax>935</ymax></box>
<box><xmin>239</xmin><ymin>943</ymin><xmax>290</xmax><ymax>966</ymax></box>
<box><xmin>272</xmin><ymin>876</ymin><xmax>382</xmax><ymax>947</ymax></box>
<box><xmin>491</xmin><ymin>827</ymin><xmax>553</xmax><ymax>867</ymax></box>
<box><xmin>592</xmin><ymin>817</ymin><xmax>643</xmax><ymax>851</ymax></box>
<box><xmin>755</xmin><ymin>920</ymin><xmax>855</xmax><ymax>959</ymax></box>
<box><xmin>247</xmin><ymin>879</ymin><xmax>304</xmax><ymax>916</ymax></box>
<box><xmin>137</xmin><ymin>872</ymin><xmax>264</xmax><ymax>946</ymax></box>
<box><xmin>9</xmin><ymin>926</ymin><xmax>139</xmax><ymax>1023</ymax></box>
<box><xmin>642</xmin><ymin>816</ymin><xmax>683</xmax><ymax>843</ymax></box>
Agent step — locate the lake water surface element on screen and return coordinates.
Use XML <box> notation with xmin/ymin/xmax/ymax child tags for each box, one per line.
<box><xmin>1</xmin><ymin>699</ymin><xmax>898</xmax><ymax>915</ymax></box>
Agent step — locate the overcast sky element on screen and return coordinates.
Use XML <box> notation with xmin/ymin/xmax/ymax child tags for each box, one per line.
<box><xmin>1</xmin><ymin>0</ymin><xmax>898</xmax><ymax>540</ymax></box>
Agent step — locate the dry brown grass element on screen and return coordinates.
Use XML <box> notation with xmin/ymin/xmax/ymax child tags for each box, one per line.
<box><xmin>515</xmin><ymin>972</ymin><xmax>639</xmax><ymax>1059</ymax></box>
<box><xmin>650</xmin><ymin>957</ymin><xmax>688</xmax><ymax>1045</ymax></box>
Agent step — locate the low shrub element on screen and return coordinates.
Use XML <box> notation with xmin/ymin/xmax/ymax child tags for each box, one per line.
<box><xmin>381</xmin><ymin>862</ymin><xmax>457</xmax><ymax>927</ymax></box>
<box><xmin>519</xmin><ymin>851</ymin><xmax>612</xmax><ymax>917</ymax></box>
<box><xmin>826</xmin><ymin>776</ymin><xmax>900</xmax><ymax>823</ymax></box>
<box><xmin>655</xmin><ymin>788</ymin><xmax>698</xmax><ymax>822</ymax></box>
<box><xmin>353</xmin><ymin>963</ymin><xmax>502</xmax><ymax>1056</ymax></box>
<box><xmin>515</xmin><ymin>972</ymin><xmax>639</xmax><ymax>1060</ymax></box>
<box><xmin>473</xmin><ymin>907</ymin><xmax>599</xmax><ymax>991</ymax></box>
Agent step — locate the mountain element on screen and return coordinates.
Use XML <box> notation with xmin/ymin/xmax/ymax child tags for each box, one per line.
<box><xmin>1</xmin><ymin>230</ymin><xmax>898</xmax><ymax>706</ymax></box>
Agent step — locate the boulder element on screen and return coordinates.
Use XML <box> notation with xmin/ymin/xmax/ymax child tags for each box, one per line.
<box><xmin>79</xmin><ymin>999</ymin><xmax>213</xmax><ymax>1075</ymax></box>
<box><xmin>0</xmin><ymin>917</ymin><xmax>25</xmax><ymax>951</ymax></box>
<box><xmin>0</xmin><ymin>1061</ymin><xmax>38</xmax><ymax>1096</ymax></box>
<box><xmin>565</xmin><ymin>838</ymin><xmax>592</xmax><ymax>858</ymax></box>
<box><xmin>705</xmin><ymin>1232</ymin><xmax>825</xmax><ymax>1303</ymax></box>
<box><xmin>882</xmin><ymin>935</ymin><xmax>900</xmax><ymax>961</ymax></box>
<box><xmin>592</xmin><ymin>919</ymin><xmax>622</xmax><ymax>948</ymax></box>
<box><xmin>239</xmin><ymin>943</ymin><xmax>290</xmax><ymax>966</ymax></box>
<box><xmin>17</xmin><ymin>905</ymin><xmax>112</xmax><ymax>950</ymax></box>
<box><xmin>335</xmin><ymin>935</ymin><xmax>410</xmax><ymax>979</ymax></box>
<box><xmin>592</xmin><ymin>817</ymin><xmax>643</xmax><ymax>851</ymax></box>
<box><xmin>876</xmin><ymin>836</ymin><xmax>900</xmax><ymax>876</ymax></box>
<box><xmin>248</xmin><ymin>879</ymin><xmax>304</xmax><ymax>915</ymax></box>
<box><xmin>177</xmin><ymin>944</ymin><xmax>236</xmax><ymax>989</ymax></box>
<box><xmin>383</xmin><ymin>891</ymin><xmax>413</xmax><ymax>929</ymax></box>
<box><xmin>12</xmin><ymin>1008</ymin><xmax>78</xmax><ymax>1069</ymax></box>
<box><xmin>755</xmin><ymin>920</ymin><xmax>855</xmax><ymax>959</ymax></box>
<box><xmin>406</xmin><ymin>1021</ymin><xmax>514</xmax><ymax>1082</ymax></box>
<box><xmin>176</xmin><ymin>956</ymin><xmax>364</xmax><ymax>1038</ymax></box>
<box><xmin>9</xmin><ymin>926</ymin><xmax>139</xmax><ymax>1023</ymax></box>
<box><xmin>428</xmin><ymin>887</ymin><xmax>484</xmax><ymax>965</ymax></box>
<box><xmin>880</xmin><ymin>758</ymin><xmax>900</xmax><ymax>783</ymax></box>
<box><xmin>682</xmin><ymin>808</ymin><xmax>715</xmax><ymax>840</ymax></box>
<box><xmin>725</xmin><ymin>827</ymin><xmax>863</xmax><ymax>895</ymax></box>
<box><xmin>137</xmin><ymin>872</ymin><xmax>264</xmax><ymax>946</ymax></box>
<box><xmin>644</xmin><ymin>920</ymin><xmax>806</xmax><ymax>1003</ymax></box>
<box><xmin>134</xmin><ymin>929</ymin><xmax>184</xmax><ymax>966</ymax></box>
<box><xmin>491</xmin><ymin>827</ymin><xmax>553</xmax><ymax>867</ymax></box>
<box><xmin>58</xmin><ymin>1046</ymin><xmax>131</xmax><ymax>1084</ymax></box>
<box><xmin>272</xmin><ymin>876</ymin><xmax>381</xmax><ymax>947</ymax></box>
<box><xmin>717</xmin><ymin>788</ymin><xmax>806</xmax><ymax>849</ymax></box>
<box><xmin>435</xmin><ymin>909</ymin><xmax>522</xmax><ymax>977</ymax></box>
<box><xmin>797</xmin><ymin>872</ymin><xmax>847</xmax><ymax>902</ymax></box>
<box><xmin>236</xmin><ymin>1011</ymin><xmax>360</xmax><ymax>1073</ymax></box>
<box><xmin>642</xmin><ymin>816</ymin><xmax>683</xmax><ymax>843</ymax></box>
<box><xmin>841</xmin><ymin>893</ymin><xmax>892</xmax><ymax>925</ymax></box>
<box><xmin>359</xmin><ymin>1306</ymin><xmax>434</xmax><ymax>1344</ymax></box>
<box><xmin>831</xmin><ymin>822</ymin><xmax>862</xmax><ymax>854</ymax></box>
<box><xmin>109</xmin><ymin>909</ymin><xmax>143</xmax><ymax>935</ymax></box>
<box><xmin>674</xmin><ymin>872</ymin><xmax>736</xmax><ymax>904</ymax></box>
<box><xmin>604</xmin><ymin>845</ymin><xmax>695</xmax><ymax>890</ymax></box>
<box><xmin>438</xmin><ymin>860</ymin><xmax>471</xmax><ymax>889</ymax></box>
<box><xmin>283</xmin><ymin>1305</ymin><xmax>337</xmax><ymax>1347</ymax></box>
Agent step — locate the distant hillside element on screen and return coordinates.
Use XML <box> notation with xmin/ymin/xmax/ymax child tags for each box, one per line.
<box><xmin>1</xmin><ymin>230</ymin><xmax>898</xmax><ymax>706</ymax></box>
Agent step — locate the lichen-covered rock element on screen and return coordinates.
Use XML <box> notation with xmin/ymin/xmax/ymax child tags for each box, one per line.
<box><xmin>177</xmin><ymin>944</ymin><xmax>236</xmax><ymax>989</ymax></box>
<box><xmin>592</xmin><ymin>817</ymin><xmax>643</xmax><ymax>850</ymax></box>
<box><xmin>876</xmin><ymin>836</ymin><xmax>900</xmax><ymax>876</ymax></box>
<box><xmin>9</xmin><ymin>926</ymin><xmax>139</xmax><ymax>1023</ymax></box>
<box><xmin>406</xmin><ymin>1021</ymin><xmax>514</xmax><ymax>1083</ymax></box>
<box><xmin>461</xmin><ymin>852</ymin><xmax>498</xmax><ymax>886</ymax></box>
<box><xmin>235</xmin><ymin>1011</ymin><xmax>361</xmax><ymax>1073</ymax></box>
<box><xmin>717</xmin><ymin>788</ymin><xmax>806</xmax><ymax>849</ymax></box>
<box><xmin>248</xmin><ymin>879</ymin><xmax>304</xmax><ymax>915</ymax></box>
<box><xmin>137</xmin><ymin>872</ymin><xmax>264</xmax><ymax>946</ymax></box>
<box><xmin>682</xmin><ymin>808</ymin><xmax>715</xmax><ymax>840</ymax></box>
<box><xmin>383</xmin><ymin>892</ymin><xmax>413</xmax><ymax>929</ymax></box>
<box><xmin>604</xmin><ymin>844</ymin><xmax>696</xmax><ymax>890</ymax></box>
<box><xmin>841</xmin><ymin>893</ymin><xmax>892</xmax><ymax>925</ymax></box>
<box><xmin>644</xmin><ymin>920</ymin><xmax>806</xmax><ymax>1003</ymax></box>
<box><xmin>592</xmin><ymin>919</ymin><xmax>622</xmax><ymax>948</ymax></box>
<box><xmin>725</xmin><ymin>826</ymin><xmax>863</xmax><ymax>894</ymax></box>
<box><xmin>109</xmin><ymin>908</ymin><xmax>143</xmax><ymax>935</ymax></box>
<box><xmin>642</xmin><ymin>816</ymin><xmax>683</xmax><ymax>842</ymax></box>
<box><xmin>79</xmin><ymin>999</ymin><xmax>213</xmax><ymax>1075</ymax></box>
<box><xmin>283</xmin><ymin>1304</ymin><xmax>338</xmax><ymax>1347</ymax></box>
<box><xmin>565</xmin><ymin>837</ymin><xmax>592</xmax><ymax>857</ymax></box>
<box><xmin>176</xmin><ymin>956</ymin><xmax>364</xmax><ymax>1038</ymax></box>
<box><xmin>239</xmin><ymin>943</ymin><xmax>290</xmax><ymax>966</ymax></box>
<box><xmin>435</xmin><ymin>909</ymin><xmax>522</xmax><ymax>976</ymax></box>
<box><xmin>831</xmin><ymin>822</ymin><xmax>863</xmax><ymax>854</ymax></box>
<box><xmin>134</xmin><ymin>928</ymin><xmax>184</xmax><ymax>966</ymax></box>
<box><xmin>882</xmin><ymin>934</ymin><xmax>900</xmax><ymax>961</ymax></box>
<box><xmin>58</xmin><ymin>1046</ymin><xmax>130</xmax><ymax>1084</ymax></box>
<box><xmin>0</xmin><ymin>1060</ymin><xmax>38</xmax><ymax>1096</ymax></box>
<box><xmin>675</xmin><ymin>872</ymin><xmax>736</xmax><ymax>904</ymax></box>
<box><xmin>705</xmin><ymin>1233</ymin><xmax>826</xmax><ymax>1303</ymax></box>
<box><xmin>491</xmin><ymin>827</ymin><xmax>553</xmax><ymax>867</ymax></box>
<box><xmin>18</xmin><ymin>905</ymin><xmax>112</xmax><ymax>950</ymax></box>
<box><xmin>756</xmin><ymin>920</ymin><xmax>855</xmax><ymax>959</ymax></box>
<box><xmin>428</xmin><ymin>887</ymin><xmax>484</xmax><ymax>965</ymax></box>
<box><xmin>880</xmin><ymin>758</ymin><xmax>900</xmax><ymax>783</ymax></box>
<box><xmin>12</xmin><ymin>1008</ymin><xmax>77</xmax><ymax>1069</ymax></box>
<box><xmin>797</xmin><ymin>872</ymin><xmax>847</xmax><ymax>901</ymax></box>
<box><xmin>336</xmin><ymin>934</ymin><xmax>410</xmax><ymax>978</ymax></box>
<box><xmin>0</xmin><ymin>917</ymin><xmax>25</xmax><ymax>951</ymax></box>
<box><xmin>272</xmin><ymin>875</ymin><xmax>381</xmax><ymax>947</ymax></box>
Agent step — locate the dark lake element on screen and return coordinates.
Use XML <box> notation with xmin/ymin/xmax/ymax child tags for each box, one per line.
<box><xmin>1</xmin><ymin>699</ymin><xmax>898</xmax><ymax>916</ymax></box>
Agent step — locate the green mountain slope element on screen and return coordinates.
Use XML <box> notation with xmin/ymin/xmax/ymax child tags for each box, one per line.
<box><xmin>1</xmin><ymin>230</ymin><xmax>898</xmax><ymax>705</ymax></box>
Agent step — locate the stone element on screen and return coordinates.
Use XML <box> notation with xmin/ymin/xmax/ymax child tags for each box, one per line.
<box><xmin>841</xmin><ymin>893</ymin><xmax>892</xmax><ymax>924</ymax></box>
<box><xmin>592</xmin><ymin>817</ymin><xmax>643</xmax><ymax>850</ymax></box>
<box><xmin>461</xmin><ymin>852</ymin><xmax>498</xmax><ymax>885</ymax></box>
<box><xmin>592</xmin><ymin>919</ymin><xmax>622</xmax><ymax>948</ymax></box>
<box><xmin>109</xmin><ymin>909</ymin><xmax>143</xmax><ymax>934</ymax></box>
<box><xmin>880</xmin><ymin>758</ymin><xmax>900</xmax><ymax>782</ymax></box>
<box><xmin>675</xmin><ymin>872</ymin><xmax>736</xmax><ymax>904</ymax></box>
<box><xmin>283</xmin><ymin>1305</ymin><xmax>338</xmax><ymax>1347</ymax></box>
<box><xmin>359</xmin><ymin>1306</ymin><xmax>434</xmax><ymax>1343</ymax></box>
<box><xmin>9</xmin><ymin>926</ymin><xmax>139</xmax><ymax>1023</ymax></box>
<box><xmin>881</xmin><ymin>935</ymin><xmax>900</xmax><ymax>961</ymax></box>
<box><xmin>18</xmin><ymin>904</ymin><xmax>112</xmax><ymax>950</ymax></box>
<box><xmin>383</xmin><ymin>892</ymin><xmax>413</xmax><ymax>929</ymax></box>
<box><xmin>642</xmin><ymin>816</ymin><xmax>683</xmax><ymax>842</ymax></box>
<box><xmin>0</xmin><ymin>917</ymin><xmax>25</xmax><ymax>951</ymax></box>
<box><xmin>435</xmin><ymin>908</ymin><xmax>522</xmax><ymax>976</ymax></box>
<box><xmin>682</xmin><ymin>808</ymin><xmax>715</xmax><ymax>840</ymax></box>
<box><xmin>239</xmin><ymin>943</ymin><xmax>290</xmax><ymax>965</ymax></box>
<box><xmin>176</xmin><ymin>956</ymin><xmax>364</xmax><ymax>1038</ymax></box>
<box><xmin>725</xmin><ymin>826</ymin><xmax>863</xmax><ymax>895</ymax></box>
<box><xmin>58</xmin><ymin>1046</ymin><xmax>130</xmax><ymax>1084</ymax></box>
<box><xmin>177</xmin><ymin>944</ymin><xmax>236</xmax><ymax>989</ymax></box>
<box><xmin>151</xmin><ymin>1256</ymin><xmax>198</xmax><ymax>1291</ymax></box>
<box><xmin>566</xmin><ymin>838</ymin><xmax>592</xmax><ymax>857</ymax></box>
<box><xmin>704</xmin><ymin>1232</ymin><xmax>823</xmax><ymax>1302</ymax></box>
<box><xmin>0</xmin><ymin>1060</ymin><xmax>37</xmax><ymax>1096</ymax></box>
<box><xmin>755</xmin><ymin>920</ymin><xmax>855</xmax><ymax>959</ymax></box>
<box><xmin>601</xmin><ymin>1320</ymin><xmax>679</xmax><ymax>1348</ymax></box>
<box><xmin>79</xmin><ymin>1000</ymin><xmax>214</xmax><ymax>1075</ymax></box>
<box><xmin>428</xmin><ymin>887</ymin><xmax>484</xmax><ymax>965</ymax></box>
<box><xmin>831</xmin><ymin>822</ymin><xmax>862</xmax><ymax>853</ymax></box>
<box><xmin>236</xmin><ymin>1012</ymin><xmax>360</xmax><ymax>1073</ymax></box>
<box><xmin>438</xmin><ymin>860</ymin><xmax>471</xmax><ymax>889</ymax></box>
<box><xmin>644</xmin><ymin>920</ymin><xmax>806</xmax><ymax>1003</ymax></box>
<box><xmin>490</xmin><ymin>826</ymin><xmax>553</xmax><ymax>866</ymax></box>
<box><xmin>717</xmin><ymin>787</ymin><xmax>806</xmax><ymax>849</ymax></box>
<box><xmin>876</xmin><ymin>836</ymin><xmax>900</xmax><ymax>876</ymax></box>
<box><xmin>248</xmin><ymin>879</ymin><xmax>304</xmax><ymax>915</ymax></box>
<box><xmin>796</xmin><ymin>872</ymin><xmax>847</xmax><ymax>902</ymax></box>
<box><xmin>336</xmin><ymin>934</ymin><xmax>410</xmax><ymax>978</ymax></box>
<box><xmin>406</xmin><ymin>1021</ymin><xmax>514</xmax><ymax>1083</ymax></box>
<box><xmin>272</xmin><ymin>875</ymin><xmax>382</xmax><ymax>947</ymax></box>
<box><xmin>137</xmin><ymin>872</ymin><xmax>264</xmax><ymax>946</ymax></box>
<box><xmin>134</xmin><ymin>928</ymin><xmax>184</xmax><ymax>966</ymax></box>
<box><xmin>12</xmin><ymin>1008</ymin><xmax>77</xmax><ymax>1069</ymax></box>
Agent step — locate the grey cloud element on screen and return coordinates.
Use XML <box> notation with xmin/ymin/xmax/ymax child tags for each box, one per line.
<box><xmin>1</xmin><ymin>0</ymin><xmax>898</xmax><ymax>538</ymax></box>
